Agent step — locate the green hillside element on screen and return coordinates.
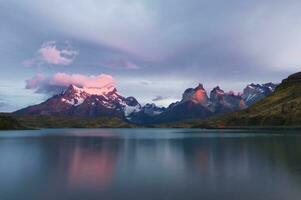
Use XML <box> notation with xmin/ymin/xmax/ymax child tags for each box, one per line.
<box><xmin>0</xmin><ymin>115</ymin><xmax>25</xmax><ymax>130</ymax></box>
<box><xmin>0</xmin><ymin>114</ymin><xmax>137</xmax><ymax>130</ymax></box>
<box><xmin>13</xmin><ymin>115</ymin><xmax>137</xmax><ymax>129</ymax></box>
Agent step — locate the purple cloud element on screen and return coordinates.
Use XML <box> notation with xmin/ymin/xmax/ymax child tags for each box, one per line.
<box><xmin>24</xmin><ymin>41</ymin><xmax>78</xmax><ymax>66</ymax></box>
<box><xmin>25</xmin><ymin>73</ymin><xmax>115</xmax><ymax>94</ymax></box>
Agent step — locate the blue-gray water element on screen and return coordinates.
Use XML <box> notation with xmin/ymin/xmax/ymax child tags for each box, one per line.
<box><xmin>1</xmin><ymin>128</ymin><xmax>301</xmax><ymax>200</ymax></box>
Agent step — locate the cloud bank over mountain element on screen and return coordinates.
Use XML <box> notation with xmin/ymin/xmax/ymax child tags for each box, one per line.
<box><xmin>26</xmin><ymin>73</ymin><xmax>115</xmax><ymax>95</ymax></box>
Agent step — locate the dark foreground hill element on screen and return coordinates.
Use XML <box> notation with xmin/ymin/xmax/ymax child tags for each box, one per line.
<box><xmin>0</xmin><ymin>115</ymin><xmax>25</xmax><ymax>130</ymax></box>
<box><xmin>15</xmin><ymin>115</ymin><xmax>137</xmax><ymax>129</ymax></box>
<box><xmin>0</xmin><ymin>114</ymin><xmax>137</xmax><ymax>130</ymax></box>
<box><xmin>189</xmin><ymin>72</ymin><xmax>301</xmax><ymax>128</ymax></box>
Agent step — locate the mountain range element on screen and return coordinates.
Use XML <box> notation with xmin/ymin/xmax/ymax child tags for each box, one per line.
<box><xmin>15</xmin><ymin>81</ymin><xmax>277</xmax><ymax>125</ymax></box>
<box><xmin>192</xmin><ymin>71</ymin><xmax>301</xmax><ymax>127</ymax></box>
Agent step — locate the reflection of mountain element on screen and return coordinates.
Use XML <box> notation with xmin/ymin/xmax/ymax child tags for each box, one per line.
<box><xmin>112</xmin><ymin>132</ymin><xmax>301</xmax><ymax>200</ymax></box>
<box><xmin>2</xmin><ymin>130</ymin><xmax>301</xmax><ymax>200</ymax></box>
<box><xmin>66</xmin><ymin>137</ymin><xmax>121</xmax><ymax>189</ymax></box>
<box><xmin>179</xmin><ymin>134</ymin><xmax>301</xmax><ymax>182</ymax></box>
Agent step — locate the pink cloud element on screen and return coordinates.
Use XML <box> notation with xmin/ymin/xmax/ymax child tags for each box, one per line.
<box><xmin>49</xmin><ymin>73</ymin><xmax>115</xmax><ymax>88</ymax></box>
<box><xmin>25</xmin><ymin>73</ymin><xmax>115</xmax><ymax>94</ymax></box>
<box><xmin>39</xmin><ymin>41</ymin><xmax>78</xmax><ymax>65</ymax></box>
<box><xmin>24</xmin><ymin>41</ymin><xmax>78</xmax><ymax>67</ymax></box>
<box><xmin>25</xmin><ymin>74</ymin><xmax>46</xmax><ymax>89</ymax></box>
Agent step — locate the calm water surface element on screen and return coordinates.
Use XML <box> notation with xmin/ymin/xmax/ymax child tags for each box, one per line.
<box><xmin>0</xmin><ymin>128</ymin><xmax>301</xmax><ymax>200</ymax></box>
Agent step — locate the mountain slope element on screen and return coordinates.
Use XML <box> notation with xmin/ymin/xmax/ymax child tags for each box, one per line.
<box><xmin>12</xmin><ymin>115</ymin><xmax>137</xmax><ymax>129</ymax></box>
<box><xmin>0</xmin><ymin>114</ymin><xmax>25</xmax><ymax>130</ymax></box>
<box><xmin>196</xmin><ymin>72</ymin><xmax>301</xmax><ymax>127</ymax></box>
<box><xmin>15</xmin><ymin>85</ymin><xmax>141</xmax><ymax>119</ymax></box>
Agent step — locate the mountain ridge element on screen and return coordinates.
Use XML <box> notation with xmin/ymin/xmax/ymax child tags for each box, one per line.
<box><xmin>189</xmin><ymin>72</ymin><xmax>301</xmax><ymax>127</ymax></box>
<box><xmin>14</xmin><ymin>81</ymin><xmax>277</xmax><ymax>125</ymax></box>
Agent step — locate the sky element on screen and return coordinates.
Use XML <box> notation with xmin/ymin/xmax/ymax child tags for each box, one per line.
<box><xmin>0</xmin><ymin>0</ymin><xmax>301</xmax><ymax>112</ymax></box>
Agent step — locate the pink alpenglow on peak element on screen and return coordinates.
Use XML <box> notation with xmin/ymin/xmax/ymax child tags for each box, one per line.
<box><xmin>50</xmin><ymin>73</ymin><xmax>115</xmax><ymax>88</ymax></box>
<box><xmin>25</xmin><ymin>73</ymin><xmax>116</xmax><ymax>94</ymax></box>
<box><xmin>66</xmin><ymin>84</ymin><xmax>117</xmax><ymax>97</ymax></box>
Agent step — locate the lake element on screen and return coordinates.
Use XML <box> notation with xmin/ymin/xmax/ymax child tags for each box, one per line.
<box><xmin>0</xmin><ymin>128</ymin><xmax>301</xmax><ymax>200</ymax></box>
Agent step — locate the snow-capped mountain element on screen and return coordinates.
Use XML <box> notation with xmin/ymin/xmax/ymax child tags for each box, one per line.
<box><xmin>15</xmin><ymin>82</ymin><xmax>278</xmax><ymax>124</ymax></box>
<box><xmin>126</xmin><ymin>103</ymin><xmax>166</xmax><ymax>124</ymax></box>
<box><xmin>242</xmin><ymin>83</ymin><xmax>278</xmax><ymax>106</ymax></box>
<box><xmin>139</xmin><ymin>83</ymin><xmax>277</xmax><ymax>124</ymax></box>
<box><xmin>139</xmin><ymin>103</ymin><xmax>166</xmax><ymax>116</ymax></box>
<box><xmin>15</xmin><ymin>84</ymin><xmax>141</xmax><ymax>118</ymax></box>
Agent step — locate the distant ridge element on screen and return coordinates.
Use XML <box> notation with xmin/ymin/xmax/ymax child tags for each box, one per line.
<box><xmin>192</xmin><ymin>71</ymin><xmax>301</xmax><ymax>127</ymax></box>
<box><xmin>129</xmin><ymin>82</ymin><xmax>277</xmax><ymax>124</ymax></box>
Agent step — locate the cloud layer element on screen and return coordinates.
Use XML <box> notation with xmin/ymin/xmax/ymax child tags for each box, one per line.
<box><xmin>5</xmin><ymin>0</ymin><xmax>301</xmax><ymax>75</ymax></box>
<box><xmin>24</xmin><ymin>41</ymin><xmax>78</xmax><ymax>66</ymax></box>
<box><xmin>26</xmin><ymin>73</ymin><xmax>115</xmax><ymax>94</ymax></box>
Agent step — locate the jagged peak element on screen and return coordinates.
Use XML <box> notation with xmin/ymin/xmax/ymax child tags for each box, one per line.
<box><xmin>195</xmin><ymin>83</ymin><xmax>205</xmax><ymax>90</ymax></box>
<box><xmin>65</xmin><ymin>84</ymin><xmax>80</xmax><ymax>92</ymax></box>
<box><xmin>213</xmin><ymin>86</ymin><xmax>221</xmax><ymax>90</ymax></box>
<box><xmin>211</xmin><ymin>86</ymin><xmax>224</xmax><ymax>92</ymax></box>
<box><xmin>210</xmin><ymin>86</ymin><xmax>225</xmax><ymax>98</ymax></box>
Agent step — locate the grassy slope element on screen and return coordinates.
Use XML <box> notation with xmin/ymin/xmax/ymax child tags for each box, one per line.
<box><xmin>0</xmin><ymin>115</ymin><xmax>25</xmax><ymax>130</ymax></box>
<box><xmin>0</xmin><ymin>113</ymin><xmax>138</xmax><ymax>130</ymax></box>
<box><xmin>14</xmin><ymin>115</ymin><xmax>137</xmax><ymax>129</ymax></box>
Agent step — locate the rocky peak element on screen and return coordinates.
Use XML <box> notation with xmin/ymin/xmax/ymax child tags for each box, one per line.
<box><xmin>182</xmin><ymin>83</ymin><xmax>209</xmax><ymax>105</ymax></box>
<box><xmin>242</xmin><ymin>82</ymin><xmax>277</xmax><ymax>106</ymax></box>
<box><xmin>263</xmin><ymin>82</ymin><xmax>278</xmax><ymax>90</ymax></box>
<box><xmin>66</xmin><ymin>84</ymin><xmax>78</xmax><ymax>92</ymax></box>
<box><xmin>125</xmin><ymin>97</ymin><xmax>140</xmax><ymax>107</ymax></box>
<box><xmin>195</xmin><ymin>83</ymin><xmax>205</xmax><ymax>91</ymax></box>
<box><xmin>210</xmin><ymin>86</ymin><xmax>225</xmax><ymax>100</ymax></box>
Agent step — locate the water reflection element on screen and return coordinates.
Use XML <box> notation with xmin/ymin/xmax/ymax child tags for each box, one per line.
<box><xmin>0</xmin><ymin>129</ymin><xmax>301</xmax><ymax>200</ymax></box>
<box><xmin>67</xmin><ymin>138</ymin><xmax>120</xmax><ymax>189</ymax></box>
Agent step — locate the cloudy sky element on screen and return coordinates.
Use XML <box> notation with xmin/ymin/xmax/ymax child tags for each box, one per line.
<box><xmin>0</xmin><ymin>0</ymin><xmax>300</xmax><ymax>111</ymax></box>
